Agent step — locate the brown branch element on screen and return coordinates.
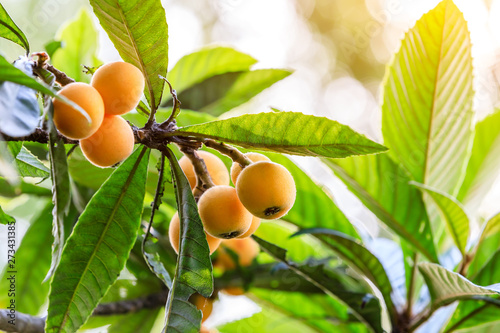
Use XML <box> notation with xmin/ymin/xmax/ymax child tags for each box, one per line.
<box><xmin>0</xmin><ymin>310</ymin><xmax>45</xmax><ymax>333</ymax></box>
<box><xmin>178</xmin><ymin>146</ymin><xmax>216</xmax><ymax>201</ymax></box>
<box><xmin>204</xmin><ymin>139</ymin><xmax>252</xmax><ymax>167</ymax></box>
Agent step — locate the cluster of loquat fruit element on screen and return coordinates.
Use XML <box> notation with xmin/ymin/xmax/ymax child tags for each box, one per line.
<box><xmin>52</xmin><ymin>61</ymin><xmax>145</xmax><ymax>167</ymax></box>
<box><xmin>169</xmin><ymin>151</ymin><xmax>296</xmax><ymax>326</ymax></box>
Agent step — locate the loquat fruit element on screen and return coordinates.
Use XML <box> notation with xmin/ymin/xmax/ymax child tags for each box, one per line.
<box><xmin>168</xmin><ymin>212</ymin><xmax>221</xmax><ymax>254</ymax></box>
<box><xmin>230</xmin><ymin>152</ymin><xmax>270</xmax><ymax>185</ymax></box>
<box><xmin>215</xmin><ymin>238</ymin><xmax>260</xmax><ymax>270</ymax></box>
<box><xmin>179</xmin><ymin>151</ymin><xmax>230</xmax><ymax>190</ymax></box>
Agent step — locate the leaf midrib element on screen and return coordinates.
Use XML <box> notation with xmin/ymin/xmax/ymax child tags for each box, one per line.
<box><xmin>0</xmin><ymin>20</ymin><xmax>29</xmax><ymax>52</ymax></box>
<box><xmin>56</xmin><ymin>147</ymin><xmax>147</xmax><ymax>332</ymax></box>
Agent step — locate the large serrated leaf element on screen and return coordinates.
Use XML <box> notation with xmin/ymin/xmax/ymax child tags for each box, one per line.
<box><xmin>457</xmin><ymin>110</ymin><xmax>500</xmax><ymax>213</ymax></box>
<box><xmin>52</xmin><ymin>9</ymin><xmax>101</xmax><ymax>83</ymax></box>
<box><xmin>175</xmin><ymin>111</ymin><xmax>387</xmax><ymax>158</ymax></box>
<box><xmin>323</xmin><ymin>154</ymin><xmax>438</xmax><ymax>262</ymax></box>
<box><xmin>89</xmin><ymin>0</ymin><xmax>168</xmax><ymax>111</ymax></box>
<box><xmin>46</xmin><ymin>100</ymin><xmax>71</xmax><ymax>281</ymax></box>
<box><xmin>418</xmin><ymin>263</ymin><xmax>500</xmax><ymax>311</ymax></box>
<box><xmin>0</xmin><ymin>3</ymin><xmax>29</xmax><ymax>52</ymax></box>
<box><xmin>412</xmin><ymin>182</ymin><xmax>469</xmax><ymax>256</ymax></box>
<box><xmin>179</xmin><ymin>69</ymin><xmax>292</xmax><ymax>116</ymax></box>
<box><xmin>166</xmin><ymin>46</ymin><xmax>257</xmax><ymax>95</ymax></box>
<box><xmin>253</xmin><ymin>235</ymin><xmax>384</xmax><ymax>333</ymax></box>
<box><xmin>0</xmin><ymin>203</ymin><xmax>52</xmax><ymax>314</ymax></box>
<box><xmin>46</xmin><ymin>147</ymin><xmax>150</xmax><ymax>333</ymax></box>
<box><xmin>162</xmin><ymin>146</ymin><xmax>213</xmax><ymax>333</ymax></box>
<box><xmin>293</xmin><ymin>228</ymin><xmax>397</xmax><ymax>325</ymax></box>
<box><xmin>382</xmin><ymin>0</ymin><xmax>474</xmax><ymax>196</ymax></box>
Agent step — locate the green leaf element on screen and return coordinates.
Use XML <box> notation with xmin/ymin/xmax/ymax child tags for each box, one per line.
<box><xmin>89</xmin><ymin>0</ymin><xmax>169</xmax><ymax>110</ymax></box>
<box><xmin>68</xmin><ymin>147</ymin><xmax>113</xmax><ymax>190</ymax></box>
<box><xmin>162</xmin><ymin>146</ymin><xmax>213</xmax><ymax>333</ymax></box>
<box><xmin>0</xmin><ymin>3</ymin><xmax>29</xmax><ymax>52</ymax></box>
<box><xmin>468</xmin><ymin>212</ymin><xmax>500</xmax><ymax>278</ymax></box>
<box><xmin>46</xmin><ymin>100</ymin><xmax>71</xmax><ymax>280</ymax></box>
<box><xmin>15</xmin><ymin>146</ymin><xmax>50</xmax><ymax>178</ymax></box>
<box><xmin>411</xmin><ymin>182</ymin><xmax>469</xmax><ymax>256</ymax></box>
<box><xmin>108</xmin><ymin>308</ymin><xmax>161</xmax><ymax>333</ymax></box>
<box><xmin>418</xmin><ymin>263</ymin><xmax>499</xmax><ymax>311</ymax></box>
<box><xmin>0</xmin><ymin>203</ymin><xmax>52</xmax><ymax>314</ymax></box>
<box><xmin>46</xmin><ymin>147</ymin><xmax>150</xmax><ymax>333</ymax></box>
<box><xmin>175</xmin><ymin>111</ymin><xmax>387</xmax><ymax>158</ymax></box>
<box><xmin>323</xmin><ymin>154</ymin><xmax>438</xmax><ymax>262</ymax></box>
<box><xmin>293</xmin><ymin>228</ymin><xmax>397</xmax><ymax>325</ymax></box>
<box><xmin>381</xmin><ymin>0</ymin><xmax>474</xmax><ymax>196</ymax></box>
<box><xmin>44</xmin><ymin>40</ymin><xmax>63</xmax><ymax>59</ymax></box>
<box><xmin>179</xmin><ymin>69</ymin><xmax>292</xmax><ymax>116</ymax></box>
<box><xmin>0</xmin><ymin>177</ymin><xmax>52</xmax><ymax>197</ymax></box>
<box><xmin>253</xmin><ymin>235</ymin><xmax>384</xmax><ymax>333</ymax></box>
<box><xmin>458</xmin><ymin>110</ymin><xmax>500</xmax><ymax>213</ymax></box>
<box><xmin>52</xmin><ymin>9</ymin><xmax>101</xmax><ymax>83</ymax></box>
<box><xmin>0</xmin><ymin>204</ymin><xmax>14</xmax><ymax>225</ymax></box>
<box><xmin>167</xmin><ymin>46</ymin><xmax>257</xmax><ymax>95</ymax></box>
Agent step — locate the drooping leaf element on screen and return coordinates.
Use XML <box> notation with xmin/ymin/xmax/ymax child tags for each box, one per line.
<box><xmin>15</xmin><ymin>146</ymin><xmax>50</xmax><ymax>178</ymax></box>
<box><xmin>0</xmin><ymin>177</ymin><xmax>52</xmax><ymax>197</ymax></box>
<box><xmin>418</xmin><ymin>263</ymin><xmax>500</xmax><ymax>311</ymax></box>
<box><xmin>412</xmin><ymin>182</ymin><xmax>469</xmax><ymax>256</ymax></box>
<box><xmin>323</xmin><ymin>154</ymin><xmax>438</xmax><ymax>262</ymax></box>
<box><xmin>179</xmin><ymin>69</ymin><xmax>292</xmax><ymax>116</ymax></box>
<box><xmin>52</xmin><ymin>9</ymin><xmax>101</xmax><ymax>83</ymax></box>
<box><xmin>0</xmin><ymin>203</ymin><xmax>52</xmax><ymax>314</ymax></box>
<box><xmin>46</xmin><ymin>100</ymin><xmax>71</xmax><ymax>281</ymax></box>
<box><xmin>381</xmin><ymin>0</ymin><xmax>474</xmax><ymax>196</ymax></box>
<box><xmin>0</xmin><ymin>204</ymin><xmax>14</xmax><ymax>225</ymax></box>
<box><xmin>162</xmin><ymin>146</ymin><xmax>213</xmax><ymax>333</ymax></box>
<box><xmin>0</xmin><ymin>56</ymin><xmax>40</xmax><ymax>137</ymax></box>
<box><xmin>166</xmin><ymin>46</ymin><xmax>257</xmax><ymax>95</ymax></box>
<box><xmin>458</xmin><ymin>110</ymin><xmax>500</xmax><ymax>213</ymax></box>
<box><xmin>253</xmin><ymin>235</ymin><xmax>384</xmax><ymax>333</ymax></box>
<box><xmin>0</xmin><ymin>3</ymin><xmax>29</xmax><ymax>52</ymax></box>
<box><xmin>468</xmin><ymin>212</ymin><xmax>500</xmax><ymax>278</ymax></box>
<box><xmin>89</xmin><ymin>0</ymin><xmax>169</xmax><ymax>110</ymax></box>
<box><xmin>0</xmin><ymin>54</ymin><xmax>90</xmax><ymax>129</ymax></box>
<box><xmin>175</xmin><ymin>111</ymin><xmax>387</xmax><ymax>158</ymax></box>
<box><xmin>293</xmin><ymin>228</ymin><xmax>397</xmax><ymax>325</ymax></box>
<box><xmin>46</xmin><ymin>147</ymin><xmax>150</xmax><ymax>333</ymax></box>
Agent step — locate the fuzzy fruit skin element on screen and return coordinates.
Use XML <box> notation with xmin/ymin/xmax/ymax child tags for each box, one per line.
<box><xmin>198</xmin><ymin>186</ymin><xmax>252</xmax><ymax>239</ymax></box>
<box><xmin>236</xmin><ymin>161</ymin><xmax>296</xmax><ymax>219</ymax></box>
<box><xmin>91</xmin><ymin>61</ymin><xmax>145</xmax><ymax>115</ymax></box>
<box><xmin>80</xmin><ymin>115</ymin><xmax>134</xmax><ymax>167</ymax></box>
<box><xmin>236</xmin><ymin>216</ymin><xmax>260</xmax><ymax>239</ymax></box>
<box><xmin>179</xmin><ymin>151</ymin><xmax>230</xmax><ymax>190</ymax></box>
<box><xmin>190</xmin><ymin>294</ymin><xmax>213</xmax><ymax>323</ymax></box>
<box><xmin>215</xmin><ymin>238</ymin><xmax>260</xmax><ymax>270</ymax></box>
<box><xmin>53</xmin><ymin>82</ymin><xmax>105</xmax><ymax>139</ymax></box>
<box><xmin>230</xmin><ymin>152</ymin><xmax>270</xmax><ymax>185</ymax></box>
<box><xmin>168</xmin><ymin>212</ymin><xmax>221</xmax><ymax>254</ymax></box>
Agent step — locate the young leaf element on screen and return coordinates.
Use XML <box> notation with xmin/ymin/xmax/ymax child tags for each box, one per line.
<box><xmin>162</xmin><ymin>146</ymin><xmax>213</xmax><ymax>333</ymax></box>
<box><xmin>253</xmin><ymin>235</ymin><xmax>384</xmax><ymax>333</ymax></box>
<box><xmin>418</xmin><ymin>263</ymin><xmax>500</xmax><ymax>311</ymax></box>
<box><xmin>0</xmin><ymin>203</ymin><xmax>52</xmax><ymax>314</ymax></box>
<box><xmin>179</xmin><ymin>69</ymin><xmax>292</xmax><ymax>116</ymax></box>
<box><xmin>457</xmin><ymin>110</ymin><xmax>500</xmax><ymax>213</ymax></box>
<box><xmin>46</xmin><ymin>147</ymin><xmax>150</xmax><ymax>333</ymax></box>
<box><xmin>175</xmin><ymin>111</ymin><xmax>387</xmax><ymax>158</ymax></box>
<box><xmin>52</xmin><ymin>9</ymin><xmax>101</xmax><ymax>83</ymax></box>
<box><xmin>89</xmin><ymin>0</ymin><xmax>169</xmax><ymax>110</ymax></box>
<box><xmin>412</xmin><ymin>182</ymin><xmax>470</xmax><ymax>256</ymax></box>
<box><xmin>382</xmin><ymin>0</ymin><xmax>474</xmax><ymax>196</ymax></box>
<box><xmin>166</xmin><ymin>46</ymin><xmax>257</xmax><ymax>95</ymax></box>
<box><xmin>0</xmin><ymin>3</ymin><xmax>29</xmax><ymax>53</ymax></box>
<box><xmin>323</xmin><ymin>154</ymin><xmax>438</xmax><ymax>262</ymax></box>
<box><xmin>292</xmin><ymin>228</ymin><xmax>397</xmax><ymax>324</ymax></box>
<box><xmin>468</xmin><ymin>212</ymin><xmax>500</xmax><ymax>277</ymax></box>
<box><xmin>0</xmin><ymin>204</ymin><xmax>14</xmax><ymax>225</ymax></box>
<box><xmin>46</xmin><ymin>100</ymin><xmax>71</xmax><ymax>281</ymax></box>
<box><xmin>15</xmin><ymin>146</ymin><xmax>50</xmax><ymax>178</ymax></box>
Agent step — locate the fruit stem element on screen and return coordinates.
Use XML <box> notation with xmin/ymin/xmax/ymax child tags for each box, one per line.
<box><xmin>203</xmin><ymin>139</ymin><xmax>252</xmax><ymax>168</ymax></box>
<box><xmin>179</xmin><ymin>147</ymin><xmax>216</xmax><ymax>201</ymax></box>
